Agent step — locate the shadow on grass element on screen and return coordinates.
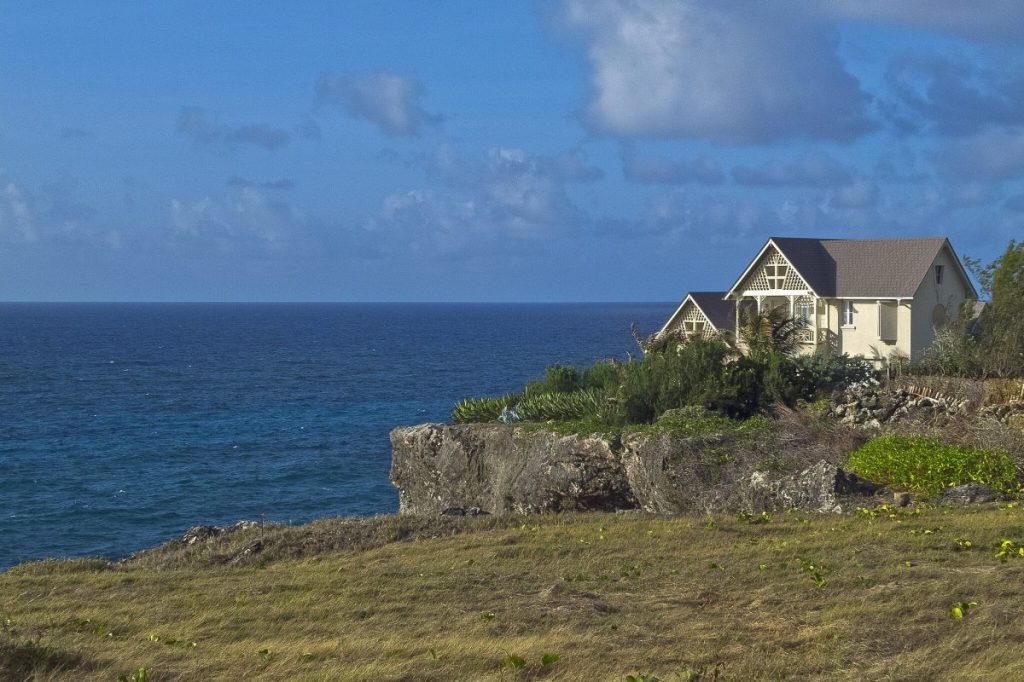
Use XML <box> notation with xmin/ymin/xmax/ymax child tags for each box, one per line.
<box><xmin>1</xmin><ymin>637</ymin><xmax>87</xmax><ymax>680</ymax></box>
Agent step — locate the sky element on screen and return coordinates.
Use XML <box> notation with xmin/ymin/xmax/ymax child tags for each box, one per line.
<box><xmin>2</xmin><ymin>1</ymin><xmax>1024</xmax><ymax>302</ymax></box>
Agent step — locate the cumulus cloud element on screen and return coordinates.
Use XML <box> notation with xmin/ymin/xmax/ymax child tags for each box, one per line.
<box><xmin>937</xmin><ymin>127</ymin><xmax>1024</xmax><ymax>181</ymax></box>
<box><xmin>886</xmin><ymin>56</ymin><xmax>1024</xmax><ymax>136</ymax></box>
<box><xmin>561</xmin><ymin>0</ymin><xmax>874</xmax><ymax>143</ymax></box>
<box><xmin>316</xmin><ymin>71</ymin><xmax>440</xmax><ymax>136</ymax></box>
<box><xmin>829</xmin><ymin>177</ymin><xmax>879</xmax><ymax>209</ymax></box>
<box><xmin>170</xmin><ymin>186</ymin><xmax>306</xmax><ymax>250</ymax></box>
<box><xmin>826</xmin><ymin>0</ymin><xmax>1024</xmax><ymax>43</ymax></box>
<box><xmin>732</xmin><ymin>151</ymin><xmax>853</xmax><ymax>188</ymax></box>
<box><xmin>621</xmin><ymin>147</ymin><xmax>724</xmax><ymax>185</ymax></box>
<box><xmin>0</xmin><ymin>172</ymin><xmax>36</xmax><ymax>241</ymax></box>
<box><xmin>366</xmin><ymin>145</ymin><xmax>595</xmax><ymax>255</ymax></box>
<box><xmin>176</xmin><ymin>106</ymin><xmax>291</xmax><ymax>151</ymax></box>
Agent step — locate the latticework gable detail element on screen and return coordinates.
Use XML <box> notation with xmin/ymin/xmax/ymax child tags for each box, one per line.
<box><xmin>667</xmin><ymin>302</ymin><xmax>719</xmax><ymax>340</ymax></box>
<box><xmin>740</xmin><ymin>249</ymin><xmax>809</xmax><ymax>293</ymax></box>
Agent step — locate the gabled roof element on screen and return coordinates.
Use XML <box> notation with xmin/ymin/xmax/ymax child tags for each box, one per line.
<box><xmin>727</xmin><ymin>236</ymin><xmax>978</xmax><ymax>299</ymax></box>
<box><xmin>658</xmin><ymin>291</ymin><xmax>733</xmax><ymax>336</ymax></box>
<box><xmin>689</xmin><ymin>291</ymin><xmax>735</xmax><ymax>330</ymax></box>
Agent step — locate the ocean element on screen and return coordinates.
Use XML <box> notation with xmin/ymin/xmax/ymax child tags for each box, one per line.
<box><xmin>0</xmin><ymin>303</ymin><xmax>671</xmax><ymax>569</ymax></box>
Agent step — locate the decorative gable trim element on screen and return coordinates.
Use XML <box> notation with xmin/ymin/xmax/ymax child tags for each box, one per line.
<box><xmin>725</xmin><ymin>239</ymin><xmax>817</xmax><ymax>298</ymax></box>
<box><xmin>658</xmin><ymin>294</ymin><xmax>722</xmax><ymax>337</ymax></box>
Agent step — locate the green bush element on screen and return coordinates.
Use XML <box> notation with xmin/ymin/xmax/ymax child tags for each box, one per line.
<box><xmin>526</xmin><ymin>364</ymin><xmax>582</xmax><ymax>394</ymax></box>
<box><xmin>517</xmin><ymin>389</ymin><xmax>608</xmax><ymax>422</ymax></box>
<box><xmin>787</xmin><ymin>353</ymin><xmax>878</xmax><ymax>400</ymax></box>
<box><xmin>452</xmin><ymin>394</ymin><xmax>518</xmax><ymax>423</ymax></box>
<box><xmin>847</xmin><ymin>435</ymin><xmax>1017</xmax><ymax>495</ymax></box>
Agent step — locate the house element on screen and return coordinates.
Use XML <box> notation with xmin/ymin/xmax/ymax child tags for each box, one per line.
<box><xmin>659</xmin><ymin>291</ymin><xmax>735</xmax><ymax>342</ymax></box>
<box><xmin>659</xmin><ymin>237</ymin><xmax>978</xmax><ymax>363</ymax></box>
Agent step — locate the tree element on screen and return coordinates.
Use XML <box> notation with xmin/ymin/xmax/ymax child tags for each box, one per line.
<box><xmin>982</xmin><ymin>240</ymin><xmax>1024</xmax><ymax>377</ymax></box>
<box><xmin>737</xmin><ymin>306</ymin><xmax>807</xmax><ymax>360</ymax></box>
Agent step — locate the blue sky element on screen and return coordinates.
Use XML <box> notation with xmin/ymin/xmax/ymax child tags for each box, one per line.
<box><xmin>2</xmin><ymin>1</ymin><xmax>1024</xmax><ymax>302</ymax></box>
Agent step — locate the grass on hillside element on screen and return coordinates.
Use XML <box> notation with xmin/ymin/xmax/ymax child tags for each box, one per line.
<box><xmin>5</xmin><ymin>506</ymin><xmax>1024</xmax><ymax>681</ymax></box>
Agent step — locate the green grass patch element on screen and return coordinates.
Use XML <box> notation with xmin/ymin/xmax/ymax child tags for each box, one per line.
<box><xmin>7</xmin><ymin>507</ymin><xmax>1024</xmax><ymax>680</ymax></box>
<box><xmin>848</xmin><ymin>435</ymin><xmax>1017</xmax><ymax>496</ymax></box>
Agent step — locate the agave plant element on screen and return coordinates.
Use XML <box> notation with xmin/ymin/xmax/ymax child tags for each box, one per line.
<box><xmin>452</xmin><ymin>394</ymin><xmax>519</xmax><ymax>423</ymax></box>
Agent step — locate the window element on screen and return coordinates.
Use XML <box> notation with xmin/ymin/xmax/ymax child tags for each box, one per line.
<box><xmin>935</xmin><ymin>265</ymin><xmax>944</xmax><ymax>285</ymax></box>
<box><xmin>842</xmin><ymin>301</ymin><xmax>855</xmax><ymax>327</ymax></box>
<box><xmin>683</xmin><ymin>319</ymin><xmax>705</xmax><ymax>334</ymax></box>
<box><xmin>765</xmin><ymin>263</ymin><xmax>788</xmax><ymax>289</ymax></box>
<box><xmin>797</xmin><ymin>299</ymin><xmax>814</xmax><ymax>325</ymax></box>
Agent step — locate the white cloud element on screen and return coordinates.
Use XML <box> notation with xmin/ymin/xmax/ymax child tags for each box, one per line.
<box><xmin>176</xmin><ymin>107</ymin><xmax>291</xmax><ymax>151</ymax></box>
<box><xmin>367</xmin><ymin>145</ymin><xmax>592</xmax><ymax>255</ymax></box>
<box><xmin>170</xmin><ymin>187</ymin><xmax>306</xmax><ymax>250</ymax></box>
<box><xmin>0</xmin><ymin>173</ymin><xmax>36</xmax><ymax>241</ymax></box>
<box><xmin>317</xmin><ymin>72</ymin><xmax>439</xmax><ymax>136</ymax></box>
<box><xmin>827</xmin><ymin>1</ymin><xmax>1024</xmax><ymax>43</ymax></box>
<box><xmin>561</xmin><ymin>0</ymin><xmax>874</xmax><ymax>143</ymax></box>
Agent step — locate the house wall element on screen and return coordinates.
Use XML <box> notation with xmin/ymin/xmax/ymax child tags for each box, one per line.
<box><xmin>909</xmin><ymin>247</ymin><xmax>971</xmax><ymax>360</ymax></box>
<box><xmin>820</xmin><ymin>299</ymin><xmax>913</xmax><ymax>362</ymax></box>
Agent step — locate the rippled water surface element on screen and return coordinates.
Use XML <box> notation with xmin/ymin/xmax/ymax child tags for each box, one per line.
<box><xmin>0</xmin><ymin>303</ymin><xmax>671</xmax><ymax>568</ymax></box>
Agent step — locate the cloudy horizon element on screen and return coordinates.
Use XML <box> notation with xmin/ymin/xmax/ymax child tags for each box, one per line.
<box><xmin>2</xmin><ymin>1</ymin><xmax>1023</xmax><ymax>302</ymax></box>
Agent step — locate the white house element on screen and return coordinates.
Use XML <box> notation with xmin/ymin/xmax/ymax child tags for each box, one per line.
<box><xmin>659</xmin><ymin>237</ymin><xmax>978</xmax><ymax>363</ymax></box>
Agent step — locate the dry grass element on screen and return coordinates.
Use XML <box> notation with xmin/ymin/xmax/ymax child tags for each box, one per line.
<box><xmin>4</xmin><ymin>506</ymin><xmax>1024</xmax><ymax>681</ymax></box>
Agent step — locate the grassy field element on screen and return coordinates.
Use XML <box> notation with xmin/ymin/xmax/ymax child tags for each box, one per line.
<box><xmin>4</xmin><ymin>506</ymin><xmax>1024</xmax><ymax>681</ymax></box>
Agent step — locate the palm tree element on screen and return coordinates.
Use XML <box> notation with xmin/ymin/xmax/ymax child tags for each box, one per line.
<box><xmin>738</xmin><ymin>305</ymin><xmax>807</xmax><ymax>359</ymax></box>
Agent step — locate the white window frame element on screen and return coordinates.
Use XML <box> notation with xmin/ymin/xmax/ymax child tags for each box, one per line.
<box><xmin>842</xmin><ymin>300</ymin><xmax>855</xmax><ymax>327</ymax></box>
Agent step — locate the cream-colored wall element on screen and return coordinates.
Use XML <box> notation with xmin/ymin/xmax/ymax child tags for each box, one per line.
<box><xmin>818</xmin><ymin>298</ymin><xmax>912</xmax><ymax>362</ymax></box>
<box><xmin>909</xmin><ymin>247</ymin><xmax>972</xmax><ymax>360</ymax></box>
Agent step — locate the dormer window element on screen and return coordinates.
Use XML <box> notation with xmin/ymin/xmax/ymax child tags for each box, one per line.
<box><xmin>935</xmin><ymin>265</ymin><xmax>944</xmax><ymax>285</ymax></box>
<box><xmin>765</xmin><ymin>263</ymin><xmax>788</xmax><ymax>289</ymax></box>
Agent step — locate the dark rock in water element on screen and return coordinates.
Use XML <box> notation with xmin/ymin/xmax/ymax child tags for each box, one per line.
<box><xmin>936</xmin><ymin>483</ymin><xmax>999</xmax><ymax>506</ymax></box>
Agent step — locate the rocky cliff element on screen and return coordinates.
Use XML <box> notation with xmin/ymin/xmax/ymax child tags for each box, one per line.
<box><xmin>390</xmin><ymin>422</ymin><xmax>880</xmax><ymax>516</ymax></box>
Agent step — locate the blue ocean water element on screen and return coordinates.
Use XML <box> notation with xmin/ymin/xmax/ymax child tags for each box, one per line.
<box><xmin>0</xmin><ymin>303</ymin><xmax>671</xmax><ymax>569</ymax></box>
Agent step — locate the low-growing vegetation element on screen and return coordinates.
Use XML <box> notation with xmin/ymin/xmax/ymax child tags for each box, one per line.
<box><xmin>453</xmin><ymin>337</ymin><xmax>878</xmax><ymax>429</ymax></box>
<box><xmin>848</xmin><ymin>435</ymin><xmax>1017</xmax><ymax>496</ymax></box>
<box><xmin>6</xmin><ymin>507</ymin><xmax>1024</xmax><ymax>680</ymax></box>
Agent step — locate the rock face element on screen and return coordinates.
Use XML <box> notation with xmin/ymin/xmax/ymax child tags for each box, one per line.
<box><xmin>747</xmin><ymin>461</ymin><xmax>883</xmax><ymax>514</ymax></box>
<box><xmin>390</xmin><ymin>424</ymin><xmax>880</xmax><ymax>516</ymax></box>
<box><xmin>389</xmin><ymin>424</ymin><xmax>636</xmax><ymax>515</ymax></box>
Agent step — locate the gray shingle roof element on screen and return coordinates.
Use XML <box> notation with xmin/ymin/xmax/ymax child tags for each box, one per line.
<box><xmin>770</xmin><ymin>236</ymin><xmax>961</xmax><ymax>298</ymax></box>
<box><xmin>689</xmin><ymin>291</ymin><xmax>735</xmax><ymax>330</ymax></box>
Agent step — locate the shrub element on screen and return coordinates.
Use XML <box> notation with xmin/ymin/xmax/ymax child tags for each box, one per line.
<box><xmin>618</xmin><ymin>337</ymin><xmax>747</xmax><ymax>423</ymax></box>
<box><xmin>790</xmin><ymin>353</ymin><xmax>878</xmax><ymax>398</ymax></box>
<box><xmin>847</xmin><ymin>435</ymin><xmax>1016</xmax><ymax>495</ymax></box>
<box><xmin>516</xmin><ymin>389</ymin><xmax>608</xmax><ymax>422</ymax></box>
<box><xmin>452</xmin><ymin>394</ymin><xmax>518</xmax><ymax>423</ymax></box>
<box><xmin>526</xmin><ymin>364</ymin><xmax>582</xmax><ymax>394</ymax></box>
